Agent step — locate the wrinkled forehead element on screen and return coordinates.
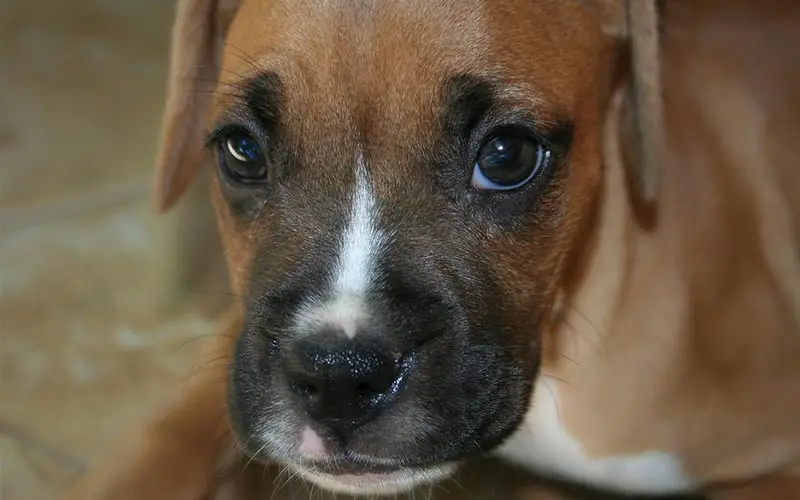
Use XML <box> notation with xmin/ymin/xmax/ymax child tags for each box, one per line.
<box><xmin>216</xmin><ymin>0</ymin><xmax>604</xmax><ymax>130</ymax></box>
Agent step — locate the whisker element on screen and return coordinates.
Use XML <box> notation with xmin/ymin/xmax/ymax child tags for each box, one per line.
<box><xmin>425</xmin><ymin>483</ymin><xmax>435</xmax><ymax>500</ymax></box>
<box><xmin>447</xmin><ymin>476</ymin><xmax>470</xmax><ymax>496</ymax></box>
<box><xmin>540</xmin><ymin>371</ymin><xmax>572</xmax><ymax>386</ymax></box>
<box><xmin>487</xmin><ymin>343</ymin><xmax>580</xmax><ymax>366</ymax></box>
<box><xmin>542</xmin><ymin>377</ymin><xmax>564</xmax><ymax>430</ymax></box>
<box><xmin>225</xmin><ymin>43</ymin><xmax>265</xmax><ymax>73</ymax></box>
<box><xmin>242</xmin><ymin>440</ymin><xmax>269</xmax><ymax>475</ymax></box>
<box><xmin>271</xmin><ymin>464</ymin><xmax>293</xmax><ymax>500</ymax></box>
<box><xmin>564</xmin><ymin>304</ymin><xmax>608</xmax><ymax>356</ymax></box>
<box><xmin>183</xmin><ymin>354</ymin><xmax>230</xmax><ymax>374</ymax></box>
<box><xmin>247</xmin><ymin>199</ymin><xmax>271</xmax><ymax>242</ymax></box>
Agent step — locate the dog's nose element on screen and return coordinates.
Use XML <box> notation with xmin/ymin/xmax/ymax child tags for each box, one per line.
<box><xmin>285</xmin><ymin>335</ymin><xmax>405</xmax><ymax>439</ymax></box>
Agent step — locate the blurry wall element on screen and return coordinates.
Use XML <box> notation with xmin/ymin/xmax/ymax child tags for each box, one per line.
<box><xmin>0</xmin><ymin>2</ymin><xmax>227</xmax><ymax>499</ymax></box>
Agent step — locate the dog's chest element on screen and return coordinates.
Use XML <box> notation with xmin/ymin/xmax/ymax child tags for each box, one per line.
<box><xmin>494</xmin><ymin>378</ymin><xmax>697</xmax><ymax>495</ymax></box>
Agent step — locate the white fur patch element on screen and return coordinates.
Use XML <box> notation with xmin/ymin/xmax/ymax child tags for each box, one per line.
<box><xmin>299</xmin><ymin>426</ymin><xmax>327</xmax><ymax>458</ymax></box>
<box><xmin>294</xmin><ymin>153</ymin><xmax>384</xmax><ymax>339</ymax></box>
<box><xmin>334</xmin><ymin>154</ymin><xmax>382</xmax><ymax>296</ymax></box>
<box><xmin>315</xmin><ymin>295</ymin><xmax>371</xmax><ymax>339</ymax></box>
<box><xmin>496</xmin><ymin>377</ymin><xmax>696</xmax><ymax>495</ymax></box>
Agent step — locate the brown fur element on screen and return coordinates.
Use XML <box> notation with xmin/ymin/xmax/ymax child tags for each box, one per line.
<box><xmin>546</xmin><ymin>0</ymin><xmax>800</xmax><ymax>484</ymax></box>
<box><xmin>64</xmin><ymin>0</ymin><xmax>800</xmax><ymax>499</ymax></box>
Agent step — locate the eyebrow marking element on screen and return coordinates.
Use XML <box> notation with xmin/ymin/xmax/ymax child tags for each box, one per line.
<box><xmin>204</xmin><ymin>70</ymin><xmax>284</xmax><ymax>146</ymax></box>
<box><xmin>241</xmin><ymin>71</ymin><xmax>283</xmax><ymax>127</ymax></box>
<box><xmin>440</xmin><ymin>73</ymin><xmax>497</xmax><ymax>136</ymax></box>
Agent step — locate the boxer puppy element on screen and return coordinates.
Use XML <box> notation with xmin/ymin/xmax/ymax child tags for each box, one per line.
<box><xmin>64</xmin><ymin>0</ymin><xmax>800</xmax><ymax>499</ymax></box>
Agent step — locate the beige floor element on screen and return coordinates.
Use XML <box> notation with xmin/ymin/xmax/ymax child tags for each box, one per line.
<box><xmin>0</xmin><ymin>1</ymin><xmax>227</xmax><ymax>498</ymax></box>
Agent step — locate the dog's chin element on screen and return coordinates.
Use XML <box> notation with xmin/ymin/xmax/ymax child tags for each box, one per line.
<box><xmin>289</xmin><ymin>462</ymin><xmax>457</xmax><ymax>496</ymax></box>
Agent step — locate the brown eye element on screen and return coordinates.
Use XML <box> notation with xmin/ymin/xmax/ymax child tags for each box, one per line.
<box><xmin>472</xmin><ymin>135</ymin><xmax>549</xmax><ymax>190</ymax></box>
<box><xmin>219</xmin><ymin>132</ymin><xmax>267</xmax><ymax>182</ymax></box>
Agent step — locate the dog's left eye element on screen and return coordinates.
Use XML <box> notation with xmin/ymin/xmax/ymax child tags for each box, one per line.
<box><xmin>471</xmin><ymin>134</ymin><xmax>550</xmax><ymax>191</ymax></box>
<box><xmin>219</xmin><ymin>132</ymin><xmax>267</xmax><ymax>182</ymax></box>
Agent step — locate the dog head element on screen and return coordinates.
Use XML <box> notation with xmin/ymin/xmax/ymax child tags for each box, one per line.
<box><xmin>153</xmin><ymin>0</ymin><xmax>660</xmax><ymax>494</ymax></box>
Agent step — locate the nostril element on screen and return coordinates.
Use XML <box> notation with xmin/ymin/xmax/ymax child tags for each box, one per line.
<box><xmin>355</xmin><ymin>382</ymin><xmax>372</xmax><ymax>395</ymax></box>
<box><xmin>354</xmin><ymin>374</ymin><xmax>393</xmax><ymax>398</ymax></box>
<box><xmin>366</xmin><ymin>360</ymin><xmax>400</xmax><ymax>393</ymax></box>
<box><xmin>354</xmin><ymin>382</ymin><xmax>377</xmax><ymax>403</ymax></box>
<box><xmin>291</xmin><ymin>378</ymin><xmax>321</xmax><ymax>402</ymax></box>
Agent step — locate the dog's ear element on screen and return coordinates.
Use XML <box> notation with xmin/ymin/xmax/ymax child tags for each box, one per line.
<box><xmin>601</xmin><ymin>0</ymin><xmax>664</xmax><ymax>210</ymax></box>
<box><xmin>153</xmin><ymin>0</ymin><xmax>241</xmax><ymax>213</ymax></box>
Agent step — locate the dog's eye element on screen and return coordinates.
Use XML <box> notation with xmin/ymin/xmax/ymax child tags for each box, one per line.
<box><xmin>219</xmin><ymin>132</ymin><xmax>267</xmax><ymax>182</ymax></box>
<box><xmin>471</xmin><ymin>134</ymin><xmax>550</xmax><ymax>191</ymax></box>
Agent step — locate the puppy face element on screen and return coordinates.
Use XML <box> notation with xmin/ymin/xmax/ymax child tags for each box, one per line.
<box><xmin>207</xmin><ymin>0</ymin><xmax>608</xmax><ymax>494</ymax></box>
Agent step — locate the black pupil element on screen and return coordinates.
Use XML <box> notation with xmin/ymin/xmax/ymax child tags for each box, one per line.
<box><xmin>232</xmin><ymin>136</ymin><xmax>261</xmax><ymax>162</ymax></box>
<box><xmin>223</xmin><ymin>134</ymin><xmax>266</xmax><ymax>181</ymax></box>
<box><xmin>478</xmin><ymin>136</ymin><xmax>538</xmax><ymax>186</ymax></box>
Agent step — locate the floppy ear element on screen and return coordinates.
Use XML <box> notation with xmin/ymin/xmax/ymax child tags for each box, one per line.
<box><xmin>153</xmin><ymin>0</ymin><xmax>241</xmax><ymax>213</ymax></box>
<box><xmin>601</xmin><ymin>0</ymin><xmax>664</xmax><ymax>207</ymax></box>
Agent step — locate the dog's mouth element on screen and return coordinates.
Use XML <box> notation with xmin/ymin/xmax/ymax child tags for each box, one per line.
<box><xmin>289</xmin><ymin>458</ymin><xmax>457</xmax><ymax>495</ymax></box>
<box><xmin>304</xmin><ymin>457</ymin><xmax>412</xmax><ymax>475</ymax></box>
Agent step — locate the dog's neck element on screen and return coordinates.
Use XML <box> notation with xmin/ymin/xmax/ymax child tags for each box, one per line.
<box><xmin>536</xmin><ymin>27</ymin><xmax>800</xmax><ymax>480</ymax></box>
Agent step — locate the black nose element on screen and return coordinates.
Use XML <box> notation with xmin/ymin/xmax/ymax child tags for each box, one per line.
<box><xmin>285</xmin><ymin>335</ymin><xmax>405</xmax><ymax>439</ymax></box>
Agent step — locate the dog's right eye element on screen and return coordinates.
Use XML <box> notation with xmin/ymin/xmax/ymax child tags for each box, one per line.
<box><xmin>219</xmin><ymin>132</ymin><xmax>268</xmax><ymax>182</ymax></box>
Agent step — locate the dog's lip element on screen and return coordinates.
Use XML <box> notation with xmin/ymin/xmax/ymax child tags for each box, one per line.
<box><xmin>308</xmin><ymin>468</ymin><xmax>421</xmax><ymax>488</ymax></box>
<box><xmin>302</xmin><ymin>457</ymin><xmax>412</xmax><ymax>475</ymax></box>
<box><xmin>293</xmin><ymin>460</ymin><xmax>457</xmax><ymax>495</ymax></box>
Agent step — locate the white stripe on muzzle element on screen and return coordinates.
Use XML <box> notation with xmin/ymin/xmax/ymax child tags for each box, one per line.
<box><xmin>294</xmin><ymin>152</ymin><xmax>385</xmax><ymax>339</ymax></box>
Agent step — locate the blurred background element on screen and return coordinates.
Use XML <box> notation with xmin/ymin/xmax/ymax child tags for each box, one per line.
<box><xmin>0</xmin><ymin>1</ymin><xmax>229</xmax><ymax>498</ymax></box>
